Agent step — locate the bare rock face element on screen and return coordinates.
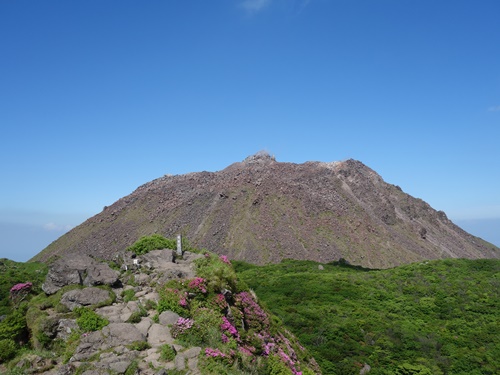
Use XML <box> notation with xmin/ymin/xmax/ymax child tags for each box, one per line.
<box><xmin>41</xmin><ymin>254</ymin><xmax>91</xmax><ymax>294</ymax></box>
<box><xmin>84</xmin><ymin>263</ymin><xmax>120</xmax><ymax>288</ymax></box>
<box><xmin>60</xmin><ymin>287</ymin><xmax>112</xmax><ymax>311</ymax></box>
<box><xmin>42</xmin><ymin>255</ymin><xmax>119</xmax><ymax>295</ymax></box>
<box><xmin>34</xmin><ymin>154</ymin><xmax>500</xmax><ymax>269</ymax></box>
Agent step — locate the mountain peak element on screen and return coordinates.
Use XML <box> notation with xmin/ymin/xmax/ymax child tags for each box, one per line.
<box><xmin>242</xmin><ymin>150</ymin><xmax>276</xmax><ymax>164</ymax></box>
<box><xmin>33</xmin><ymin>156</ymin><xmax>499</xmax><ymax>268</ymax></box>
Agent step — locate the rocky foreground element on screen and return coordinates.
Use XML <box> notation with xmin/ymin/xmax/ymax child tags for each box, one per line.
<box><xmin>4</xmin><ymin>248</ymin><xmax>320</xmax><ymax>375</ymax></box>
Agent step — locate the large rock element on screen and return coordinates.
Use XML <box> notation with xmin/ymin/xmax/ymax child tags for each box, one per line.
<box><xmin>84</xmin><ymin>263</ymin><xmax>120</xmax><ymax>288</ymax></box>
<box><xmin>56</xmin><ymin>319</ymin><xmax>79</xmax><ymax>340</ymax></box>
<box><xmin>73</xmin><ymin>323</ymin><xmax>146</xmax><ymax>361</ymax></box>
<box><xmin>42</xmin><ymin>254</ymin><xmax>92</xmax><ymax>295</ymax></box>
<box><xmin>159</xmin><ymin>311</ymin><xmax>180</xmax><ymax>326</ymax></box>
<box><xmin>42</xmin><ymin>254</ymin><xmax>119</xmax><ymax>295</ymax></box>
<box><xmin>147</xmin><ymin>323</ymin><xmax>173</xmax><ymax>346</ymax></box>
<box><xmin>60</xmin><ymin>287</ymin><xmax>112</xmax><ymax>311</ymax></box>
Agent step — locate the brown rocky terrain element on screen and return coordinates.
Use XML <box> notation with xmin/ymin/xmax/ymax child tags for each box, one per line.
<box><xmin>33</xmin><ymin>152</ymin><xmax>499</xmax><ymax>268</ymax></box>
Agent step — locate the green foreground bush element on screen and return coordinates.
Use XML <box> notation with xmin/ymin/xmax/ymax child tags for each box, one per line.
<box><xmin>126</xmin><ymin>234</ymin><xmax>176</xmax><ymax>255</ymax></box>
<box><xmin>74</xmin><ymin>307</ymin><xmax>109</xmax><ymax>332</ymax></box>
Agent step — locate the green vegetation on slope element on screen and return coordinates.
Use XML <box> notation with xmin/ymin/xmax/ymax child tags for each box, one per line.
<box><xmin>234</xmin><ymin>258</ymin><xmax>500</xmax><ymax>375</ymax></box>
<box><xmin>0</xmin><ymin>259</ymin><xmax>47</xmax><ymax>316</ymax></box>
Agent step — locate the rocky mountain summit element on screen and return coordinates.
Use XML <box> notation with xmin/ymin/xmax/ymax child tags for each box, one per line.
<box><xmin>34</xmin><ymin>153</ymin><xmax>499</xmax><ymax>268</ymax></box>
<box><xmin>3</xmin><ymin>246</ymin><xmax>319</xmax><ymax>374</ymax></box>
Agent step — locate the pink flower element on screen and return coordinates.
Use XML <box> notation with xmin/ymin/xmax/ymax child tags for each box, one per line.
<box><xmin>205</xmin><ymin>347</ymin><xmax>226</xmax><ymax>358</ymax></box>
<box><xmin>171</xmin><ymin>317</ymin><xmax>194</xmax><ymax>338</ymax></box>
<box><xmin>219</xmin><ymin>255</ymin><xmax>231</xmax><ymax>265</ymax></box>
<box><xmin>10</xmin><ymin>282</ymin><xmax>32</xmax><ymax>293</ymax></box>
<box><xmin>188</xmin><ymin>277</ymin><xmax>207</xmax><ymax>293</ymax></box>
<box><xmin>221</xmin><ymin>316</ymin><xmax>240</xmax><ymax>341</ymax></box>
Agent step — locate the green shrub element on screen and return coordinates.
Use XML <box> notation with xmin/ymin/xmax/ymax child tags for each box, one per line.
<box><xmin>152</xmin><ymin>313</ymin><xmax>160</xmax><ymax>324</ymax></box>
<box><xmin>0</xmin><ymin>259</ymin><xmax>47</xmax><ymax>316</ymax></box>
<box><xmin>159</xmin><ymin>344</ymin><xmax>176</xmax><ymax>361</ymax></box>
<box><xmin>121</xmin><ymin>289</ymin><xmax>136</xmax><ymax>302</ymax></box>
<box><xmin>0</xmin><ymin>338</ymin><xmax>17</xmax><ymax>363</ymax></box>
<box><xmin>157</xmin><ymin>288</ymin><xmax>188</xmax><ymax>316</ymax></box>
<box><xmin>126</xmin><ymin>307</ymin><xmax>147</xmax><ymax>324</ymax></box>
<box><xmin>124</xmin><ymin>360</ymin><xmax>139</xmax><ymax>375</ymax></box>
<box><xmin>143</xmin><ymin>298</ymin><xmax>157</xmax><ymax>311</ymax></box>
<box><xmin>74</xmin><ymin>307</ymin><xmax>109</xmax><ymax>332</ymax></box>
<box><xmin>127</xmin><ymin>341</ymin><xmax>151</xmax><ymax>351</ymax></box>
<box><xmin>194</xmin><ymin>254</ymin><xmax>238</xmax><ymax>293</ymax></box>
<box><xmin>0</xmin><ymin>308</ymin><xmax>28</xmax><ymax>343</ymax></box>
<box><xmin>126</xmin><ymin>234</ymin><xmax>176</xmax><ymax>256</ymax></box>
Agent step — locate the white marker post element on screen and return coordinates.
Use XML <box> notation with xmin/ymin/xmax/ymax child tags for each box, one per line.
<box><xmin>176</xmin><ymin>234</ymin><xmax>182</xmax><ymax>256</ymax></box>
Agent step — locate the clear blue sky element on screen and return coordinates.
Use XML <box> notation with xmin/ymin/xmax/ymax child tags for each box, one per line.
<box><xmin>1</xmin><ymin>0</ymin><xmax>499</xmax><ymax>261</ymax></box>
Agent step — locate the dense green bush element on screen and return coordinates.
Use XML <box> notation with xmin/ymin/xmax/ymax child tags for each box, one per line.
<box><xmin>0</xmin><ymin>308</ymin><xmax>28</xmax><ymax>344</ymax></box>
<box><xmin>194</xmin><ymin>252</ymin><xmax>239</xmax><ymax>293</ymax></box>
<box><xmin>0</xmin><ymin>338</ymin><xmax>17</xmax><ymax>363</ymax></box>
<box><xmin>0</xmin><ymin>259</ymin><xmax>47</xmax><ymax>316</ymax></box>
<box><xmin>126</xmin><ymin>234</ymin><xmax>176</xmax><ymax>255</ymax></box>
<box><xmin>74</xmin><ymin>307</ymin><xmax>109</xmax><ymax>332</ymax></box>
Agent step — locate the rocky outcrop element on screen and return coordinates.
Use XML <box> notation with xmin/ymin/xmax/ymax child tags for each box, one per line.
<box><xmin>42</xmin><ymin>255</ymin><xmax>120</xmax><ymax>295</ymax></box>
<box><xmin>22</xmin><ymin>248</ymin><xmax>319</xmax><ymax>375</ymax></box>
<box><xmin>24</xmin><ymin>251</ymin><xmax>209</xmax><ymax>374</ymax></box>
<box><xmin>60</xmin><ymin>287</ymin><xmax>112</xmax><ymax>311</ymax></box>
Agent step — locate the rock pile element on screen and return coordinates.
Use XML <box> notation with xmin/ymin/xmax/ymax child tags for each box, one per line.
<box><xmin>27</xmin><ymin>249</ymin><xmax>204</xmax><ymax>375</ymax></box>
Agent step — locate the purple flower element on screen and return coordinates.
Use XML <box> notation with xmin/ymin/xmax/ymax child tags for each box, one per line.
<box><xmin>10</xmin><ymin>282</ymin><xmax>32</xmax><ymax>293</ymax></box>
<box><xmin>220</xmin><ymin>316</ymin><xmax>240</xmax><ymax>341</ymax></box>
<box><xmin>234</xmin><ymin>292</ymin><xmax>269</xmax><ymax>331</ymax></box>
<box><xmin>188</xmin><ymin>277</ymin><xmax>207</xmax><ymax>293</ymax></box>
<box><xmin>205</xmin><ymin>347</ymin><xmax>226</xmax><ymax>358</ymax></box>
<box><xmin>171</xmin><ymin>317</ymin><xmax>194</xmax><ymax>338</ymax></box>
<box><xmin>219</xmin><ymin>255</ymin><xmax>231</xmax><ymax>265</ymax></box>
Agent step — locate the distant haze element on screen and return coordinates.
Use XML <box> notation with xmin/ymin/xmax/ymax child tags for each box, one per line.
<box><xmin>0</xmin><ymin>222</ymin><xmax>69</xmax><ymax>262</ymax></box>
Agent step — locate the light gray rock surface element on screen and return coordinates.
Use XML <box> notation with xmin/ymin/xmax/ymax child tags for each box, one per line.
<box><xmin>60</xmin><ymin>287</ymin><xmax>112</xmax><ymax>311</ymax></box>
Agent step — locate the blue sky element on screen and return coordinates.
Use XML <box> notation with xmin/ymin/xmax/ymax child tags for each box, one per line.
<box><xmin>1</xmin><ymin>0</ymin><xmax>499</xmax><ymax>261</ymax></box>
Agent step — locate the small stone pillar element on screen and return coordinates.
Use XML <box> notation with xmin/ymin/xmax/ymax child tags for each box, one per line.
<box><xmin>176</xmin><ymin>234</ymin><xmax>183</xmax><ymax>256</ymax></box>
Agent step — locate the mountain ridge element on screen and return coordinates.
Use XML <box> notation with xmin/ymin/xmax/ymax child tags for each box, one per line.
<box><xmin>32</xmin><ymin>154</ymin><xmax>499</xmax><ymax>268</ymax></box>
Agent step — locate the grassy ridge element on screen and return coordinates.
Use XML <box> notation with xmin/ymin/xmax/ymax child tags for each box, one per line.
<box><xmin>234</xmin><ymin>258</ymin><xmax>500</xmax><ymax>375</ymax></box>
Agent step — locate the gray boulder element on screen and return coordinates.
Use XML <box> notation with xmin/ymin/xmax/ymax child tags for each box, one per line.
<box><xmin>56</xmin><ymin>319</ymin><xmax>79</xmax><ymax>340</ymax></box>
<box><xmin>42</xmin><ymin>254</ymin><xmax>92</xmax><ymax>295</ymax></box>
<box><xmin>73</xmin><ymin>323</ymin><xmax>146</xmax><ymax>361</ymax></box>
<box><xmin>42</xmin><ymin>254</ymin><xmax>119</xmax><ymax>295</ymax></box>
<box><xmin>60</xmin><ymin>287</ymin><xmax>112</xmax><ymax>311</ymax></box>
<box><xmin>84</xmin><ymin>263</ymin><xmax>120</xmax><ymax>288</ymax></box>
<box><xmin>159</xmin><ymin>311</ymin><xmax>180</xmax><ymax>326</ymax></box>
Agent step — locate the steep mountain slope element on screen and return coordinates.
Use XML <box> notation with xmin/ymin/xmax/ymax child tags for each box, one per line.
<box><xmin>33</xmin><ymin>153</ymin><xmax>499</xmax><ymax>268</ymax></box>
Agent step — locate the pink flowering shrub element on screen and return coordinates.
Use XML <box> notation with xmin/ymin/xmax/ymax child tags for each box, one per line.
<box><xmin>220</xmin><ymin>316</ymin><xmax>240</xmax><ymax>342</ymax></box>
<box><xmin>153</xmin><ymin>250</ymin><xmax>316</xmax><ymax>374</ymax></box>
<box><xmin>205</xmin><ymin>347</ymin><xmax>226</xmax><ymax>358</ymax></box>
<box><xmin>171</xmin><ymin>317</ymin><xmax>194</xmax><ymax>338</ymax></box>
<box><xmin>9</xmin><ymin>282</ymin><xmax>33</xmax><ymax>307</ymax></box>
<box><xmin>188</xmin><ymin>277</ymin><xmax>207</xmax><ymax>294</ymax></box>
<box><xmin>212</xmin><ymin>293</ymin><xmax>228</xmax><ymax>311</ymax></box>
<box><xmin>10</xmin><ymin>282</ymin><xmax>32</xmax><ymax>293</ymax></box>
<box><xmin>157</xmin><ymin>287</ymin><xmax>190</xmax><ymax>316</ymax></box>
<box><xmin>235</xmin><ymin>291</ymin><xmax>269</xmax><ymax>331</ymax></box>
